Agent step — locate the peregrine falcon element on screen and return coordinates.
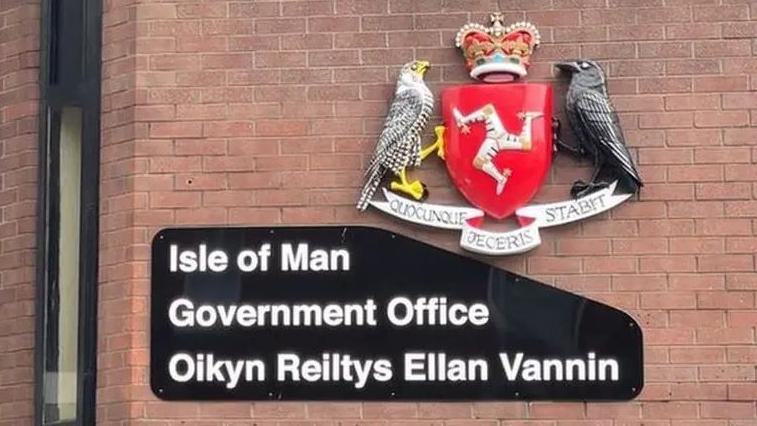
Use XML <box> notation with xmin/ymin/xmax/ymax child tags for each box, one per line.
<box><xmin>356</xmin><ymin>60</ymin><xmax>435</xmax><ymax>211</ymax></box>
<box><xmin>555</xmin><ymin>60</ymin><xmax>643</xmax><ymax>198</ymax></box>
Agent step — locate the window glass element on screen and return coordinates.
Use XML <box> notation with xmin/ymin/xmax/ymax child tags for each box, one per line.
<box><xmin>43</xmin><ymin>107</ymin><xmax>82</xmax><ymax>423</ymax></box>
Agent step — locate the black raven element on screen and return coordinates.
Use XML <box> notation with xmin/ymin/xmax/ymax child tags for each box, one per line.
<box><xmin>555</xmin><ymin>60</ymin><xmax>643</xmax><ymax>198</ymax></box>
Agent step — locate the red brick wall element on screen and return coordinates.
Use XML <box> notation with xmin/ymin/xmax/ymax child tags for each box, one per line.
<box><xmin>0</xmin><ymin>1</ymin><xmax>39</xmax><ymax>425</ymax></box>
<box><xmin>97</xmin><ymin>0</ymin><xmax>756</xmax><ymax>424</ymax></box>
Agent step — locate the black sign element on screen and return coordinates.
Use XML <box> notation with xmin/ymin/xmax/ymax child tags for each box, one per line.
<box><xmin>151</xmin><ymin>226</ymin><xmax>643</xmax><ymax>401</ymax></box>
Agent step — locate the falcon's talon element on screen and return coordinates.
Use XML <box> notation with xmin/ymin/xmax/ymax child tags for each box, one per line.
<box><xmin>390</xmin><ymin>179</ymin><xmax>426</xmax><ymax>200</ymax></box>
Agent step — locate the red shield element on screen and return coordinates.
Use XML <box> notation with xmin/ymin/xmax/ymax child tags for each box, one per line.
<box><xmin>442</xmin><ymin>84</ymin><xmax>553</xmax><ymax>219</ymax></box>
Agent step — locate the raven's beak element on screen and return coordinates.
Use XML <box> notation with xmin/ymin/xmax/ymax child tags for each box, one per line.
<box><xmin>555</xmin><ymin>61</ymin><xmax>581</xmax><ymax>73</ymax></box>
<box><xmin>414</xmin><ymin>60</ymin><xmax>430</xmax><ymax>77</ymax></box>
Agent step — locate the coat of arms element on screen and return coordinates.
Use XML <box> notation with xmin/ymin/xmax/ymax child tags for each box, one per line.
<box><xmin>357</xmin><ymin>14</ymin><xmax>643</xmax><ymax>256</ymax></box>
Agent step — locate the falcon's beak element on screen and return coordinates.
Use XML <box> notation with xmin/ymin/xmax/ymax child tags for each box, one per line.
<box><xmin>414</xmin><ymin>60</ymin><xmax>430</xmax><ymax>77</ymax></box>
<box><xmin>555</xmin><ymin>60</ymin><xmax>581</xmax><ymax>73</ymax></box>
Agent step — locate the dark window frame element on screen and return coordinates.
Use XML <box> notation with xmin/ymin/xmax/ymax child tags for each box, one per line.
<box><xmin>34</xmin><ymin>0</ymin><xmax>102</xmax><ymax>425</ymax></box>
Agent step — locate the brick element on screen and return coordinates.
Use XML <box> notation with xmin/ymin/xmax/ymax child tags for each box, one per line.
<box><xmin>176</xmin><ymin>36</ymin><xmax>227</xmax><ymax>52</ymax></box>
<box><xmin>639</xmin><ymin>148</ymin><xmax>693</xmax><ymax>165</ymax></box>
<box><xmin>202</xmin><ymin>53</ymin><xmax>253</xmax><ymax>70</ymax></box>
<box><xmin>694</xmin><ymin>5</ymin><xmax>749</xmax><ymax>22</ymax></box>
<box><xmin>612</xmin><ymin>238</ymin><xmax>668</xmax><ymax>254</ymax></box>
<box><xmin>308</xmin><ymin>16</ymin><xmax>360</xmax><ymax>32</ymax></box>
<box><xmin>641</xmin><ymin>292</ymin><xmax>697</xmax><ymax>309</ymax></box>
<box><xmin>638</xmin><ymin>7</ymin><xmax>692</xmax><ymax>23</ymax></box>
<box><xmin>720</xmin><ymin>163</ymin><xmax>757</xmax><ymax>186</ymax></box>
<box><xmin>667</xmin><ymin>22</ymin><xmax>721</xmax><ymax>40</ymax></box>
<box><xmin>665</xmin><ymin>94</ymin><xmax>719</xmax><ymax>111</ymax></box>
<box><xmin>642</xmin><ymin>402</ymin><xmax>699</xmax><ymax>419</ymax></box>
<box><xmin>390</xmin><ymin>0</ymin><xmax>449</xmax><ymax>14</ymax></box>
<box><xmin>671</xmin><ymin>384</ymin><xmax>727</xmax><ymax>400</ymax></box>
<box><xmin>308</xmin><ymin>50</ymin><xmax>360</xmax><ymax>67</ymax></box>
<box><xmin>611</xmin><ymin>25</ymin><xmax>664</xmax><ymax>41</ymax></box>
<box><xmin>695</xmin><ymin>40</ymin><xmax>752</xmax><ymax>57</ymax></box>
<box><xmin>727</xmin><ymin>346</ymin><xmax>757</xmax><ymax>363</ymax></box>
<box><xmin>148</xmin><ymin>21</ymin><xmax>201</xmax><ymax>36</ymax></box>
<box><xmin>669</xmin><ymin>346</ymin><xmax>726</xmax><ymax>363</ymax></box>
<box><xmin>723</xmin><ymin>21</ymin><xmax>757</xmax><ymax>39</ymax></box>
<box><xmin>645</xmin><ymin>364</ymin><xmax>697</xmax><ymax>382</ymax></box>
<box><xmin>695</xmin><ymin>147</ymin><xmax>752</xmax><ymax>163</ymax></box>
<box><xmin>725</xmin><ymin>201</ymin><xmax>757</xmax><ymax>217</ymax></box>
<box><xmin>699</xmin><ymin>366</ymin><xmax>756</xmax><ymax>382</ymax></box>
<box><xmin>583</xmin><ymin>256</ymin><xmax>638</xmax><ymax>274</ymax></box>
<box><xmin>696</xmin><ymin>219</ymin><xmax>752</xmax><ymax>236</ymax></box>
<box><xmin>529</xmin><ymin>403</ymin><xmax>585</xmax><ymax>419</ymax></box>
<box><xmin>669</xmin><ymin>237</ymin><xmax>723</xmax><ymax>254</ymax></box>
<box><xmin>307</xmin><ymin>85</ymin><xmax>359</xmax><ymax>101</ymax></box>
<box><xmin>229</xmin><ymin>2</ymin><xmax>280</xmax><ymax>17</ymax></box>
<box><xmin>176</xmin><ymin>70</ymin><xmax>227</xmax><ymax>87</ymax></box>
<box><xmin>149</xmin><ymin>192</ymin><xmax>201</xmax><ymax>209</ymax></box>
<box><xmin>611</xmin><ymin>60</ymin><xmax>664</xmax><ymax>77</ymax></box>
<box><xmin>280</xmin><ymin>34</ymin><xmax>334</xmax><ymax>51</ymax></box>
<box><xmin>554</xmin><ymin>26</ymin><xmax>607</xmax><ymax>42</ymax></box>
<box><xmin>526</xmin><ymin>10</ymin><xmax>580</xmax><ymax>26</ymax></box>
<box><xmin>579</xmin><ymin>9</ymin><xmax>631</xmax><ymax>25</ymax></box>
<box><xmin>176</xmin><ymin>3</ymin><xmax>227</xmax><ymax>18</ymax></box>
<box><xmin>307</xmin><ymin>402</ymin><xmax>361</xmax><ymax>419</ymax></box>
<box><xmin>698</xmin><ymin>254</ymin><xmax>754</xmax><ymax>272</ymax></box>
<box><xmin>666</xmin><ymin>59</ymin><xmax>721</xmax><ymax>76</ymax></box>
<box><xmin>284</xmin><ymin>0</ymin><xmax>334</xmax><ymax>16</ymax></box>
<box><xmin>471</xmin><ymin>402</ymin><xmax>526</xmax><ymax>419</ymax></box>
<box><xmin>694</xmin><ymin>76</ymin><xmax>749</xmax><ymax>93</ymax></box>
<box><xmin>723</xmin><ymin>94</ymin><xmax>757</xmax><ymax>110</ymax></box>
<box><xmin>669</xmin><ymin>201</ymin><xmax>724</xmax><ymax>218</ymax></box>
<box><xmin>668</xmin><ymin>164</ymin><xmax>722</xmax><ymax>181</ymax></box>
<box><xmin>176</xmin><ymin>104</ymin><xmax>226</xmax><ymax>120</ymax></box>
<box><xmin>727</xmin><ymin>237</ymin><xmax>757</xmax><ymax>253</ymax></box>
<box><xmin>639</xmin><ymin>113</ymin><xmax>693</xmax><ymax>129</ymax></box>
<box><xmin>580</xmin><ymin>43</ymin><xmax>635</xmax><ymax>59</ymax></box>
<box><xmin>728</xmin><ymin>383</ymin><xmax>757</xmax><ymax>401</ymax></box>
<box><xmin>698</xmin><ymin>291</ymin><xmax>754</xmax><ymax>309</ymax></box>
<box><xmin>335</xmin><ymin>33</ymin><xmax>387</xmax><ymax>49</ymax></box>
<box><xmin>696</xmin><ymin>183</ymin><xmax>751</xmax><ymax>200</ymax></box>
<box><xmin>640</xmin><ymin>183</ymin><xmax>694</xmax><ymax>200</ymax></box>
<box><xmin>697</xmin><ymin>328</ymin><xmax>755</xmax><ymax>344</ymax></box>
<box><xmin>229</xmin><ymin>35</ymin><xmax>279</xmax><ymax>52</ymax></box>
<box><xmin>640</xmin><ymin>255</ymin><xmax>696</xmax><ymax>272</ymax></box>
<box><xmin>203</xmin><ymin>121</ymin><xmax>254</xmax><ymax>138</ymax></box>
<box><xmin>722</xmin><ymin>58</ymin><xmax>757</xmax><ymax>74</ymax></box>
<box><xmin>256</xmin><ymin>120</ymin><xmax>309</xmax><ymax>137</ymax></box>
<box><xmin>527</xmin><ymin>257</ymin><xmax>581</xmax><ymax>274</ymax></box>
<box><xmin>148</xmin><ymin>122</ymin><xmax>202</xmax><ymax>138</ymax></box>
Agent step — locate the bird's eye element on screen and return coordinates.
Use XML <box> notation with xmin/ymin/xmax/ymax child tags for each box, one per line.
<box><xmin>411</xmin><ymin>65</ymin><xmax>417</xmax><ymax>70</ymax></box>
<box><xmin>580</xmin><ymin>62</ymin><xmax>590</xmax><ymax>69</ymax></box>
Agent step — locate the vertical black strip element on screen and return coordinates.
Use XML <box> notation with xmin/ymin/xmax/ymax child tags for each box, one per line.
<box><xmin>76</xmin><ymin>0</ymin><xmax>102</xmax><ymax>423</ymax></box>
<box><xmin>35</xmin><ymin>0</ymin><xmax>101</xmax><ymax>424</ymax></box>
<box><xmin>43</xmin><ymin>109</ymin><xmax>61</xmax><ymax>423</ymax></box>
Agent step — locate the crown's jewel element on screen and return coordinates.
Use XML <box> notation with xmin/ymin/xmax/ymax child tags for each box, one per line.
<box><xmin>455</xmin><ymin>14</ymin><xmax>541</xmax><ymax>83</ymax></box>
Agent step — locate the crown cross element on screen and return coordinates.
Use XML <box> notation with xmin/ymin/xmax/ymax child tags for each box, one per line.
<box><xmin>490</xmin><ymin>13</ymin><xmax>505</xmax><ymax>36</ymax></box>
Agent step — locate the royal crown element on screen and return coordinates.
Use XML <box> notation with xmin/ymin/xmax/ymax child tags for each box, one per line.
<box><xmin>455</xmin><ymin>14</ymin><xmax>541</xmax><ymax>83</ymax></box>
